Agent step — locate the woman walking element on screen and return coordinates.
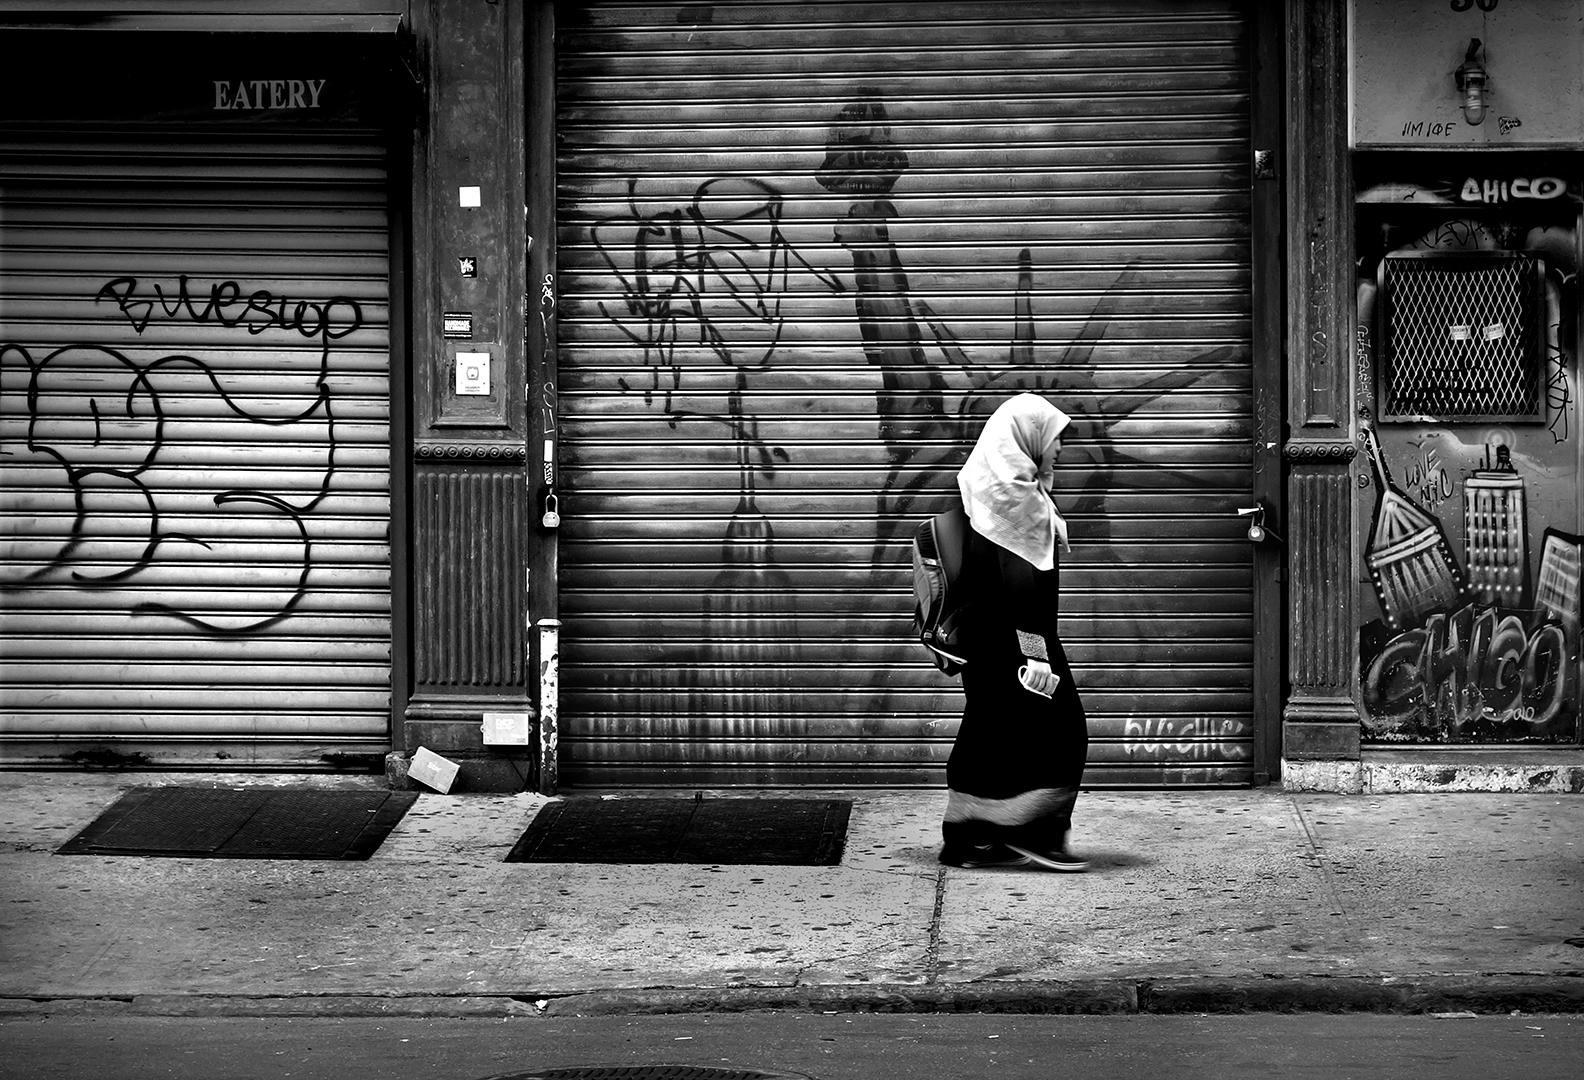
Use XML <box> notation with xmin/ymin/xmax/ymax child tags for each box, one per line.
<box><xmin>940</xmin><ymin>393</ymin><xmax>1090</xmax><ymax>871</ymax></box>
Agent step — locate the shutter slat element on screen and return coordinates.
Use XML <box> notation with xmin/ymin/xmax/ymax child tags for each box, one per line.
<box><xmin>0</xmin><ymin>131</ymin><xmax>392</xmax><ymax>760</ymax></box>
<box><xmin>555</xmin><ymin>0</ymin><xmax>1254</xmax><ymax>786</ymax></box>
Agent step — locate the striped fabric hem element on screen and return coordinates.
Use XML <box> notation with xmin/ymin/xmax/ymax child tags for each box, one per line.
<box><xmin>944</xmin><ymin>786</ymin><xmax>1076</xmax><ymax>827</ymax></box>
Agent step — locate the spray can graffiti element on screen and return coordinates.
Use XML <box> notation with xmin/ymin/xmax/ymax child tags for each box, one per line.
<box><xmin>1362</xmin><ymin>427</ymin><xmax>1466</xmax><ymax>632</ymax></box>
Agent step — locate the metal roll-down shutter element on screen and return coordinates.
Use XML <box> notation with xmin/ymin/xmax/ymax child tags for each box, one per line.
<box><xmin>554</xmin><ymin>0</ymin><xmax>1256</xmax><ymax>786</ymax></box>
<box><xmin>0</xmin><ymin>131</ymin><xmax>393</xmax><ymax>767</ymax></box>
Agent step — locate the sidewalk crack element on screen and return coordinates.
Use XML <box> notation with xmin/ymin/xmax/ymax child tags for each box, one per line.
<box><xmin>1291</xmin><ymin>799</ymin><xmax>1358</xmax><ymax>929</ymax></box>
<box><xmin>924</xmin><ymin>865</ymin><xmax>946</xmax><ymax>984</ymax></box>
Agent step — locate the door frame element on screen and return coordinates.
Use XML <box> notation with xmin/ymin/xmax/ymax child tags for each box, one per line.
<box><xmin>526</xmin><ymin>0</ymin><xmax>1290</xmax><ymax>788</ymax></box>
<box><xmin>1249</xmin><ymin>0</ymin><xmax>1287</xmax><ymax>784</ymax></box>
<box><xmin>526</xmin><ymin>0</ymin><xmax>562</xmax><ymax>792</ymax></box>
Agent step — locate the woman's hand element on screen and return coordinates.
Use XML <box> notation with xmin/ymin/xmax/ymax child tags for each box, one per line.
<box><xmin>1017</xmin><ymin>658</ymin><xmax>1060</xmax><ymax>698</ymax></box>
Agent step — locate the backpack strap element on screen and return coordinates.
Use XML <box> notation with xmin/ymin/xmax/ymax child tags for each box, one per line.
<box><xmin>933</xmin><ymin>506</ymin><xmax>970</xmax><ymax>592</ymax></box>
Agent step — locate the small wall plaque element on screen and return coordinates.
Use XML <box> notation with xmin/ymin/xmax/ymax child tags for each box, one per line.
<box><xmin>455</xmin><ymin>350</ymin><xmax>490</xmax><ymax>396</ymax></box>
<box><xmin>442</xmin><ymin>311</ymin><xmax>473</xmax><ymax>339</ymax></box>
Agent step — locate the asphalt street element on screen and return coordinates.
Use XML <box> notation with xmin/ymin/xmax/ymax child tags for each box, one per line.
<box><xmin>3</xmin><ymin>1012</ymin><xmax>1581</xmax><ymax>1080</ymax></box>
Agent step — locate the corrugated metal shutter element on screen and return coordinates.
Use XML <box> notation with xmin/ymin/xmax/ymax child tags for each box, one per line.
<box><xmin>554</xmin><ymin>0</ymin><xmax>1255</xmax><ymax>786</ymax></box>
<box><xmin>0</xmin><ymin>131</ymin><xmax>392</xmax><ymax>767</ymax></box>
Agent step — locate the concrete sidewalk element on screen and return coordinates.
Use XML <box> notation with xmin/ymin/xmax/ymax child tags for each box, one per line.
<box><xmin>1</xmin><ymin>772</ymin><xmax>1580</xmax><ymax>1017</ymax></box>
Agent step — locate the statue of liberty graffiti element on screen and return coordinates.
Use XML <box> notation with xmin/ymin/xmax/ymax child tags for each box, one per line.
<box><xmin>814</xmin><ymin>91</ymin><xmax>952</xmax><ymax>541</ymax></box>
<box><xmin>814</xmin><ymin>90</ymin><xmax>1229</xmax><ymax>566</ymax></box>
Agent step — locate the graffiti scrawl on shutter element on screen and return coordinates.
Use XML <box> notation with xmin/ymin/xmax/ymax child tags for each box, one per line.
<box><xmin>0</xmin><ymin>275</ymin><xmax>364</xmax><ymax>634</ymax></box>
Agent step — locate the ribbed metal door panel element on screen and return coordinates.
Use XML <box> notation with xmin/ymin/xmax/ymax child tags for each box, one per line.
<box><xmin>554</xmin><ymin>0</ymin><xmax>1255</xmax><ymax>786</ymax></box>
<box><xmin>0</xmin><ymin>132</ymin><xmax>392</xmax><ymax>766</ymax></box>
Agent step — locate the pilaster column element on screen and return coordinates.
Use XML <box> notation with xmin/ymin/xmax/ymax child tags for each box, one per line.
<box><xmin>1282</xmin><ymin>0</ymin><xmax>1362</xmax><ymax>762</ymax></box>
<box><xmin>399</xmin><ymin>0</ymin><xmax>532</xmax><ymax>790</ymax></box>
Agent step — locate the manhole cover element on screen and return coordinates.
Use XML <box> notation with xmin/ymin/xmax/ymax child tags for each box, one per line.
<box><xmin>481</xmin><ymin>1068</ymin><xmax>811</xmax><ymax>1080</ymax></box>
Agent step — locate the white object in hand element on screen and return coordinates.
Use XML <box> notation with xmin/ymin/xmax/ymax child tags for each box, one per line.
<box><xmin>1018</xmin><ymin>662</ymin><xmax>1060</xmax><ymax>698</ymax></box>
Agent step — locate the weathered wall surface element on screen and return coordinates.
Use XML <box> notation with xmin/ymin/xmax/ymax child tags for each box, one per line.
<box><xmin>1352</xmin><ymin>0</ymin><xmax>1584</xmax><ymax>147</ymax></box>
<box><xmin>1350</xmin><ymin>1</ymin><xmax>1583</xmax><ymax>745</ymax></box>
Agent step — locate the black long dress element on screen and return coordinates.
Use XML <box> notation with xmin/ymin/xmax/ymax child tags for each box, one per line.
<box><xmin>941</xmin><ymin>526</ymin><xmax>1089</xmax><ymax>853</ymax></box>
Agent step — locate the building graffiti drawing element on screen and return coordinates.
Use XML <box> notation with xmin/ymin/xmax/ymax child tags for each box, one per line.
<box><xmin>591</xmin><ymin>177</ymin><xmax>837</xmax><ymax>736</ymax></box>
<box><xmin>696</xmin><ymin>371</ymin><xmax>801</xmax><ymax>740</ymax></box>
<box><xmin>1355</xmin><ymin>169</ymin><xmax>1581</xmax><ymax>744</ymax></box>
<box><xmin>1355</xmin><ymin>166</ymin><xmax>1577</xmax><ymax>741</ymax></box>
<box><xmin>1463</xmin><ymin>443</ymin><xmax>1529</xmax><ymax>607</ymax></box>
<box><xmin>1359</xmin><ymin>431</ymin><xmax>1579</xmax><ymax>741</ymax></box>
<box><xmin>1535</xmin><ymin>530</ymin><xmax>1583</xmax><ymax>636</ymax></box>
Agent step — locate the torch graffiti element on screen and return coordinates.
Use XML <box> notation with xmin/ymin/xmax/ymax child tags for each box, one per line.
<box><xmin>815</xmin><ymin>88</ymin><xmax>952</xmax><ymax>536</ymax></box>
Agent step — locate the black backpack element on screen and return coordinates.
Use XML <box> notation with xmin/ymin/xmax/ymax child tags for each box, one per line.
<box><xmin>912</xmin><ymin>507</ymin><xmax>971</xmax><ymax>675</ymax></box>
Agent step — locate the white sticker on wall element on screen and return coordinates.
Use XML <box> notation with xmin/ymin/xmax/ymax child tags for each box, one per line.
<box><xmin>455</xmin><ymin>350</ymin><xmax>490</xmax><ymax>396</ymax></box>
<box><xmin>459</xmin><ymin>185</ymin><xmax>482</xmax><ymax>208</ymax></box>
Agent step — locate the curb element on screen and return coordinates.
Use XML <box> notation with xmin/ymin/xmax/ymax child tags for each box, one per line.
<box><xmin>4</xmin><ymin>975</ymin><xmax>1581</xmax><ymax>1019</ymax></box>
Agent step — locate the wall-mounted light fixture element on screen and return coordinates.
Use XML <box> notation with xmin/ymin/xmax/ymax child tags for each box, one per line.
<box><xmin>1454</xmin><ymin>38</ymin><xmax>1489</xmax><ymax>126</ymax></box>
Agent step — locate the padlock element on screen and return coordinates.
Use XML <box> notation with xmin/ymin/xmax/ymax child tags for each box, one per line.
<box><xmin>1237</xmin><ymin>505</ymin><xmax>1268</xmax><ymax>543</ymax></box>
<box><xmin>541</xmin><ymin>493</ymin><xmax>561</xmax><ymax>529</ymax></box>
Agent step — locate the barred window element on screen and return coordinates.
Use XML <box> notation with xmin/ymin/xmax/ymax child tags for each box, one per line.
<box><xmin>1378</xmin><ymin>253</ymin><xmax>1546</xmax><ymax>423</ymax></box>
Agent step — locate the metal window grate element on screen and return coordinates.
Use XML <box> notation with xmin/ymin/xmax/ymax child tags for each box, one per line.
<box><xmin>1378</xmin><ymin>253</ymin><xmax>1546</xmax><ymax>422</ymax></box>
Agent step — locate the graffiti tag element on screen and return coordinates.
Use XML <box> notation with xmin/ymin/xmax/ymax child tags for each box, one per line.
<box><xmin>1</xmin><ymin>276</ymin><xmax>365</xmax><ymax>633</ymax></box>
<box><xmin>1547</xmin><ymin>345</ymin><xmax>1572</xmax><ymax>444</ymax></box>
<box><xmin>1401</xmin><ymin>447</ymin><xmax>1454</xmax><ymax>509</ymax></box>
<box><xmin>1399</xmin><ymin>121</ymin><xmax>1461</xmax><ymax>139</ymax></box>
<box><xmin>1458</xmin><ymin>176</ymin><xmax>1566</xmax><ymax>204</ymax></box>
<box><xmin>595</xmin><ymin>175</ymin><xmax>842</xmax><ymax>409</ymax></box>
<box><xmin>1124</xmin><ymin>717</ymin><xmax>1247</xmax><ymax>762</ymax></box>
<box><xmin>1364</xmin><ymin>603</ymin><xmax>1573</xmax><ymax>732</ymax></box>
<box><xmin>96</xmin><ymin>275</ymin><xmax>362</xmax><ymax>347</ymax></box>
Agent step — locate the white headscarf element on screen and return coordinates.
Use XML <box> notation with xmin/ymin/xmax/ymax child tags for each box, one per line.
<box><xmin>956</xmin><ymin>393</ymin><xmax>1072</xmax><ymax>570</ymax></box>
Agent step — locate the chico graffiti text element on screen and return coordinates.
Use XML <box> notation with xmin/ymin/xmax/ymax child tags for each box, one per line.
<box><xmin>1363</xmin><ymin>602</ymin><xmax>1573</xmax><ymax>734</ymax></box>
<box><xmin>1458</xmin><ymin>176</ymin><xmax>1567</xmax><ymax>204</ymax></box>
